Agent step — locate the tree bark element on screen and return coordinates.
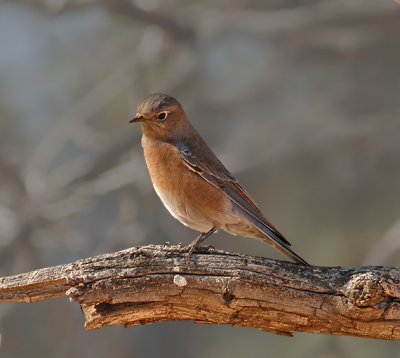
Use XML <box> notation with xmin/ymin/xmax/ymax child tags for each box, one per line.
<box><xmin>0</xmin><ymin>245</ymin><xmax>399</xmax><ymax>339</ymax></box>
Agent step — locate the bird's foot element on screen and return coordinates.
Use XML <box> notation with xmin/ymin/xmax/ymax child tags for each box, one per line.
<box><xmin>184</xmin><ymin>243</ymin><xmax>198</xmax><ymax>265</ymax></box>
<box><xmin>184</xmin><ymin>227</ymin><xmax>218</xmax><ymax>265</ymax></box>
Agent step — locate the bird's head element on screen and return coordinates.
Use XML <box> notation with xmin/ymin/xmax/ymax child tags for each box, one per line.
<box><xmin>130</xmin><ymin>93</ymin><xmax>191</xmax><ymax>141</ymax></box>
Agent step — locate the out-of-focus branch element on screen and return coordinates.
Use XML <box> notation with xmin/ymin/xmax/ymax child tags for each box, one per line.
<box><xmin>1</xmin><ymin>245</ymin><xmax>400</xmax><ymax>339</ymax></box>
<box><xmin>25</xmin><ymin>40</ymin><xmax>140</xmax><ymax>200</ymax></box>
<box><xmin>101</xmin><ymin>0</ymin><xmax>195</xmax><ymax>42</ymax></box>
<box><xmin>5</xmin><ymin>0</ymin><xmax>195</xmax><ymax>41</ymax></box>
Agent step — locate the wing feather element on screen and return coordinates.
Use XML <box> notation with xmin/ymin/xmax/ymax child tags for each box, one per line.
<box><xmin>176</xmin><ymin>140</ymin><xmax>291</xmax><ymax>247</ymax></box>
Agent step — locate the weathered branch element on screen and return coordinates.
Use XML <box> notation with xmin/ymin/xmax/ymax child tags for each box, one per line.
<box><xmin>1</xmin><ymin>245</ymin><xmax>399</xmax><ymax>339</ymax></box>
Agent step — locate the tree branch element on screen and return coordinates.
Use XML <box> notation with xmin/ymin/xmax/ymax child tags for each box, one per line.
<box><xmin>1</xmin><ymin>245</ymin><xmax>399</xmax><ymax>339</ymax></box>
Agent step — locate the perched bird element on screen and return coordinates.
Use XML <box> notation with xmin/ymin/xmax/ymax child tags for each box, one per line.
<box><xmin>130</xmin><ymin>93</ymin><xmax>309</xmax><ymax>265</ymax></box>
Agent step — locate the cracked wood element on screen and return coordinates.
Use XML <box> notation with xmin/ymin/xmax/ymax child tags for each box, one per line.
<box><xmin>0</xmin><ymin>245</ymin><xmax>400</xmax><ymax>339</ymax></box>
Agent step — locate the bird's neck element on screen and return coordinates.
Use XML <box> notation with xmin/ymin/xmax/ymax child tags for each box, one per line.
<box><xmin>140</xmin><ymin>119</ymin><xmax>196</xmax><ymax>145</ymax></box>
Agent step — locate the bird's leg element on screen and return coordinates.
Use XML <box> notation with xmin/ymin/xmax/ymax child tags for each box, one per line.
<box><xmin>186</xmin><ymin>226</ymin><xmax>218</xmax><ymax>262</ymax></box>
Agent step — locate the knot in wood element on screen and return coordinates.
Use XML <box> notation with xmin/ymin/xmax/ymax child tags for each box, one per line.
<box><xmin>223</xmin><ymin>291</ymin><xmax>235</xmax><ymax>305</ymax></box>
<box><xmin>346</xmin><ymin>272</ymin><xmax>384</xmax><ymax>307</ymax></box>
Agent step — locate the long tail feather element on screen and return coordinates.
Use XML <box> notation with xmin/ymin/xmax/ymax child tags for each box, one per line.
<box><xmin>253</xmin><ymin>221</ymin><xmax>309</xmax><ymax>266</ymax></box>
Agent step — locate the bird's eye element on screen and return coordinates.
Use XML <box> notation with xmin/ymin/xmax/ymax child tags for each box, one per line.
<box><xmin>157</xmin><ymin>112</ymin><xmax>168</xmax><ymax>121</ymax></box>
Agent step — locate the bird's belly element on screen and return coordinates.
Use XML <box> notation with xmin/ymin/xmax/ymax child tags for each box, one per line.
<box><xmin>151</xmin><ymin>180</ymin><xmax>213</xmax><ymax>232</ymax></box>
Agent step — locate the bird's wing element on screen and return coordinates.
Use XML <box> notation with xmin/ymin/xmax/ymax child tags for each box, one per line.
<box><xmin>176</xmin><ymin>140</ymin><xmax>292</xmax><ymax>247</ymax></box>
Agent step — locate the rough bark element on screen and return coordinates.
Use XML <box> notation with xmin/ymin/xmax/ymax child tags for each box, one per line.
<box><xmin>0</xmin><ymin>245</ymin><xmax>399</xmax><ymax>339</ymax></box>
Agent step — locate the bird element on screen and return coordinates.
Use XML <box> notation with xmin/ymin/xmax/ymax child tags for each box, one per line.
<box><xmin>130</xmin><ymin>93</ymin><xmax>309</xmax><ymax>265</ymax></box>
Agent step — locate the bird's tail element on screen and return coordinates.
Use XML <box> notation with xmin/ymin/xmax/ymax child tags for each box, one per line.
<box><xmin>253</xmin><ymin>221</ymin><xmax>310</xmax><ymax>266</ymax></box>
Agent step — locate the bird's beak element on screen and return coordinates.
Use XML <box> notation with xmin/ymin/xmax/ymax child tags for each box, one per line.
<box><xmin>129</xmin><ymin>114</ymin><xmax>144</xmax><ymax>123</ymax></box>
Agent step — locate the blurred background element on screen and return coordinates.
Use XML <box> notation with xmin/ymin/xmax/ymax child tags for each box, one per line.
<box><xmin>0</xmin><ymin>0</ymin><xmax>400</xmax><ymax>357</ymax></box>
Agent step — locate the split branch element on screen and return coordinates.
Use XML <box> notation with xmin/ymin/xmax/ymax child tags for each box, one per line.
<box><xmin>1</xmin><ymin>245</ymin><xmax>399</xmax><ymax>339</ymax></box>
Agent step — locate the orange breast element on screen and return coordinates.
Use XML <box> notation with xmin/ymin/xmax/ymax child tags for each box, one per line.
<box><xmin>141</xmin><ymin>135</ymin><xmax>229</xmax><ymax>232</ymax></box>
